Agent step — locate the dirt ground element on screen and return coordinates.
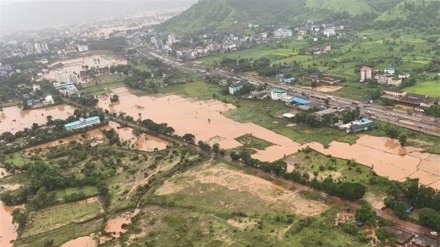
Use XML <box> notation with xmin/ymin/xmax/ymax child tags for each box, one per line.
<box><xmin>155</xmin><ymin>164</ymin><xmax>328</xmax><ymax>216</ymax></box>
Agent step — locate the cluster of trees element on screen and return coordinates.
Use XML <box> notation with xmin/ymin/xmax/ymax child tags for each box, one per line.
<box><xmin>88</xmin><ymin>37</ymin><xmax>127</xmax><ymax>54</ymax></box>
<box><xmin>426</xmin><ymin>105</ymin><xmax>440</xmax><ymax>118</ymax></box>
<box><xmin>383</xmin><ymin>125</ymin><xmax>408</xmax><ymax>146</ymax></box>
<box><xmin>220</xmin><ymin>57</ymin><xmax>283</xmax><ymax>77</ymax></box>
<box><xmin>293</xmin><ymin>107</ymin><xmax>361</xmax><ymax>128</ymax></box>
<box><xmin>140</xmin><ymin>119</ymin><xmax>175</xmax><ymax>136</ymax></box>
<box><xmin>75</xmin><ymin>94</ymin><xmax>98</xmax><ymax>107</ymax></box>
<box><xmin>383</xmin><ymin>178</ymin><xmax>440</xmax><ymax>226</ymax></box>
<box><xmin>230</xmin><ymin>147</ymin><xmax>366</xmax><ymax>201</ymax></box>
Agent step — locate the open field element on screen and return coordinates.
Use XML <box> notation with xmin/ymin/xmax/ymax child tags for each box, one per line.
<box><xmin>55</xmin><ymin>186</ymin><xmax>99</xmax><ymax>200</ymax></box>
<box><xmin>404</xmin><ymin>80</ymin><xmax>440</xmax><ymax>97</ymax></box>
<box><xmin>16</xmin><ymin>218</ymin><xmax>103</xmax><ymax>247</ymax></box>
<box><xmin>81</xmin><ymin>74</ymin><xmax>126</xmax><ymax>95</ymax></box>
<box><xmin>97</xmin><ymin>162</ymin><xmax>381</xmax><ymax>247</ymax></box>
<box><xmin>21</xmin><ymin>198</ymin><xmax>102</xmax><ymax>238</ymax></box>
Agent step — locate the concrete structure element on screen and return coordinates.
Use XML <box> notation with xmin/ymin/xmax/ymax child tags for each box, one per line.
<box><xmin>282</xmin><ymin>113</ymin><xmax>295</xmax><ymax>119</ymax></box>
<box><xmin>323</xmin><ymin>27</ymin><xmax>336</xmax><ymax>37</ymax></box>
<box><xmin>42</xmin><ymin>95</ymin><xmax>55</xmax><ymax>106</ymax></box>
<box><xmin>360</xmin><ymin>66</ymin><xmax>372</xmax><ymax>82</ymax></box>
<box><xmin>376</xmin><ymin>74</ymin><xmax>402</xmax><ymax>87</ymax></box>
<box><xmin>351</xmin><ymin>118</ymin><xmax>375</xmax><ymax>133</ymax></box>
<box><xmin>271</xmin><ymin>88</ymin><xmax>287</xmax><ymax>100</ymax></box>
<box><xmin>273</xmin><ymin>28</ymin><xmax>292</xmax><ymax>38</ymax></box>
<box><xmin>291</xmin><ymin>96</ymin><xmax>310</xmax><ymax>105</ymax></box>
<box><xmin>228</xmin><ymin>83</ymin><xmax>244</xmax><ymax>95</ymax></box>
<box><xmin>64</xmin><ymin>116</ymin><xmax>101</xmax><ymax>131</ymax></box>
<box><xmin>54</xmin><ymin>71</ymin><xmax>79</xmax><ymax>83</ymax></box>
<box><xmin>384</xmin><ymin>67</ymin><xmax>396</xmax><ymax>75</ymax></box>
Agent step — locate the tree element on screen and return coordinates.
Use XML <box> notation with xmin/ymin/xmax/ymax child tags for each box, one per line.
<box><xmin>356</xmin><ymin>203</ymin><xmax>376</xmax><ymax>226</ymax></box>
<box><xmin>12</xmin><ymin>208</ymin><xmax>27</xmax><ymax>229</ymax></box>
<box><xmin>43</xmin><ymin>239</ymin><xmax>54</xmax><ymax>247</ymax></box>
<box><xmin>182</xmin><ymin>133</ymin><xmax>195</xmax><ymax>144</ymax></box>
<box><xmin>398</xmin><ymin>132</ymin><xmax>408</xmax><ymax>146</ymax></box>
<box><xmin>212</xmin><ymin>143</ymin><xmax>220</xmax><ymax>154</ymax></box>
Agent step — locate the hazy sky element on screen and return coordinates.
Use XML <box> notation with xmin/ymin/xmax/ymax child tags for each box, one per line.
<box><xmin>0</xmin><ymin>0</ymin><xmax>197</xmax><ymax>35</ymax></box>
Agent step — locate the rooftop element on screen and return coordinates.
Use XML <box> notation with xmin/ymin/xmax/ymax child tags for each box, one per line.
<box><xmin>64</xmin><ymin>116</ymin><xmax>100</xmax><ymax>128</ymax></box>
<box><xmin>272</xmin><ymin>88</ymin><xmax>286</xmax><ymax>93</ymax></box>
<box><xmin>291</xmin><ymin>96</ymin><xmax>310</xmax><ymax>105</ymax></box>
<box><xmin>315</xmin><ymin>108</ymin><xmax>338</xmax><ymax>116</ymax></box>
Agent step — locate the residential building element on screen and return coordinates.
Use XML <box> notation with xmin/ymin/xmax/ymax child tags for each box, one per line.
<box><xmin>351</xmin><ymin>118</ymin><xmax>375</xmax><ymax>133</ymax></box>
<box><xmin>64</xmin><ymin>116</ymin><xmax>101</xmax><ymax>131</ymax></box>
<box><xmin>375</xmin><ymin>74</ymin><xmax>402</xmax><ymax>87</ymax></box>
<box><xmin>360</xmin><ymin>66</ymin><xmax>372</xmax><ymax>82</ymax></box>
<box><xmin>273</xmin><ymin>28</ymin><xmax>292</xmax><ymax>38</ymax></box>
<box><xmin>42</xmin><ymin>95</ymin><xmax>55</xmax><ymax>106</ymax></box>
<box><xmin>323</xmin><ymin>27</ymin><xmax>336</xmax><ymax>37</ymax></box>
<box><xmin>76</xmin><ymin>45</ymin><xmax>89</xmax><ymax>52</ymax></box>
<box><xmin>271</xmin><ymin>88</ymin><xmax>287</xmax><ymax>100</ymax></box>
<box><xmin>34</xmin><ymin>43</ymin><xmax>42</xmax><ymax>54</ymax></box>
<box><xmin>384</xmin><ymin>67</ymin><xmax>396</xmax><ymax>75</ymax></box>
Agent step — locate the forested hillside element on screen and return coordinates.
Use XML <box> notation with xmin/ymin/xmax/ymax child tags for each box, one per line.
<box><xmin>158</xmin><ymin>0</ymin><xmax>440</xmax><ymax>34</ymax></box>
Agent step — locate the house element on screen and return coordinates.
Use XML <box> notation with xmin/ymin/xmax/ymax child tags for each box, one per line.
<box><xmin>323</xmin><ymin>27</ymin><xmax>336</xmax><ymax>37</ymax></box>
<box><xmin>271</xmin><ymin>88</ymin><xmax>287</xmax><ymax>100</ymax></box>
<box><xmin>360</xmin><ymin>66</ymin><xmax>372</xmax><ymax>82</ymax></box>
<box><xmin>64</xmin><ymin>116</ymin><xmax>101</xmax><ymax>131</ymax></box>
<box><xmin>273</xmin><ymin>28</ymin><xmax>292</xmax><ymax>38</ymax></box>
<box><xmin>42</xmin><ymin>95</ymin><xmax>55</xmax><ymax>106</ymax></box>
<box><xmin>384</xmin><ymin>67</ymin><xmax>396</xmax><ymax>75</ymax></box>
<box><xmin>228</xmin><ymin>83</ymin><xmax>245</xmax><ymax>95</ymax></box>
<box><xmin>345</xmin><ymin>118</ymin><xmax>375</xmax><ymax>133</ymax></box>
<box><xmin>375</xmin><ymin>74</ymin><xmax>402</xmax><ymax>87</ymax></box>
<box><xmin>291</xmin><ymin>96</ymin><xmax>310</xmax><ymax>106</ymax></box>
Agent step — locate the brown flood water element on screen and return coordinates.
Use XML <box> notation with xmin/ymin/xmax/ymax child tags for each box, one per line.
<box><xmin>0</xmin><ymin>201</ymin><xmax>24</xmax><ymax>247</ymax></box>
<box><xmin>61</xmin><ymin>236</ymin><xmax>97</xmax><ymax>247</ymax></box>
<box><xmin>99</xmin><ymin>88</ymin><xmax>301</xmax><ymax>162</ymax></box>
<box><xmin>0</xmin><ymin>105</ymin><xmax>76</xmax><ymax>134</ymax></box>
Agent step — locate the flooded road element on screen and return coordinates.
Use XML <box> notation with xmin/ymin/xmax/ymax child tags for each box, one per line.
<box><xmin>0</xmin><ymin>105</ymin><xmax>76</xmax><ymax>134</ymax></box>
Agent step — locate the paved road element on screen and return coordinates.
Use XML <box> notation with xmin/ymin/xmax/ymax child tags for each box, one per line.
<box><xmin>131</xmin><ymin>40</ymin><xmax>440</xmax><ymax>138</ymax></box>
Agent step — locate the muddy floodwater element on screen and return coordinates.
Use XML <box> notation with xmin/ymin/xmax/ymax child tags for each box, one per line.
<box><xmin>0</xmin><ymin>105</ymin><xmax>76</xmax><ymax>134</ymax></box>
<box><xmin>99</xmin><ymin>88</ymin><xmax>301</xmax><ymax>162</ymax></box>
<box><xmin>0</xmin><ymin>183</ymin><xmax>23</xmax><ymax>247</ymax></box>
<box><xmin>61</xmin><ymin>236</ymin><xmax>97</xmax><ymax>247</ymax></box>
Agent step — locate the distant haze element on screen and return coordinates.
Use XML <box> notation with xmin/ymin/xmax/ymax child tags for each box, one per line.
<box><xmin>0</xmin><ymin>0</ymin><xmax>197</xmax><ymax>35</ymax></box>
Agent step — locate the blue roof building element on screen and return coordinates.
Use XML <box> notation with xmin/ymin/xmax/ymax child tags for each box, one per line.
<box><xmin>351</xmin><ymin>118</ymin><xmax>375</xmax><ymax>133</ymax></box>
<box><xmin>291</xmin><ymin>96</ymin><xmax>310</xmax><ymax>106</ymax></box>
<box><xmin>64</xmin><ymin>116</ymin><xmax>101</xmax><ymax>131</ymax></box>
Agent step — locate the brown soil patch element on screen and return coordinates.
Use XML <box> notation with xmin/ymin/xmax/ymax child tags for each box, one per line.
<box><xmin>105</xmin><ymin>213</ymin><xmax>132</xmax><ymax>238</ymax></box>
<box><xmin>226</xmin><ymin>218</ymin><xmax>259</xmax><ymax>229</ymax></box>
<box><xmin>315</xmin><ymin>86</ymin><xmax>342</xmax><ymax>92</ymax></box>
<box><xmin>157</xmin><ymin>164</ymin><xmax>328</xmax><ymax>216</ymax></box>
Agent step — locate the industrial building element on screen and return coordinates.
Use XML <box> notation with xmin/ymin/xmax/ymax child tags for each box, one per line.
<box><xmin>64</xmin><ymin>116</ymin><xmax>101</xmax><ymax>131</ymax></box>
<box><xmin>291</xmin><ymin>96</ymin><xmax>310</xmax><ymax>106</ymax></box>
<box><xmin>351</xmin><ymin>118</ymin><xmax>375</xmax><ymax>133</ymax></box>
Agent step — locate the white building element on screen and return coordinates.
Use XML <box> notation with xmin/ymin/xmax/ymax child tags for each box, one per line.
<box><xmin>273</xmin><ymin>28</ymin><xmax>292</xmax><ymax>38</ymax></box>
<box><xmin>323</xmin><ymin>27</ymin><xmax>336</xmax><ymax>37</ymax></box>
<box><xmin>77</xmin><ymin>45</ymin><xmax>89</xmax><ymax>52</ymax></box>
<box><xmin>64</xmin><ymin>116</ymin><xmax>101</xmax><ymax>131</ymax></box>
<box><xmin>384</xmin><ymin>67</ymin><xmax>396</xmax><ymax>75</ymax></box>
<box><xmin>42</xmin><ymin>95</ymin><xmax>55</xmax><ymax>106</ymax></box>
<box><xmin>54</xmin><ymin>71</ymin><xmax>79</xmax><ymax>83</ymax></box>
<box><xmin>271</xmin><ymin>88</ymin><xmax>287</xmax><ymax>100</ymax></box>
<box><xmin>34</xmin><ymin>43</ymin><xmax>42</xmax><ymax>54</ymax></box>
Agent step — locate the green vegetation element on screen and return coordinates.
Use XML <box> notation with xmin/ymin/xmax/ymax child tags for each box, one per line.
<box><xmin>235</xmin><ymin>134</ymin><xmax>274</xmax><ymax>150</ymax></box>
<box><xmin>21</xmin><ymin>200</ymin><xmax>102</xmax><ymax>238</ymax></box>
<box><xmin>404</xmin><ymin>80</ymin><xmax>440</xmax><ymax>97</ymax></box>
<box><xmin>81</xmin><ymin>74</ymin><xmax>126</xmax><ymax>95</ymax></box>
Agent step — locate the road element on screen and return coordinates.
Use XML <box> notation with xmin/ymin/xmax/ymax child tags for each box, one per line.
<box><xmin>131</xmin><ymin>39</ymin><xmax>440</xmax><ymax>138</ymax></box>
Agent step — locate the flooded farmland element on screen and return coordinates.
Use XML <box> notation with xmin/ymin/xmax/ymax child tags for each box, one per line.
<box><xmin>0</xmin><ymin>104</ymin><xmax>76</xmax><ymax>134</ymax></box>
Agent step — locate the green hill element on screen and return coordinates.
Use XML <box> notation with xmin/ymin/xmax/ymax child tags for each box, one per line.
<box><xmin>305</xmin><ymin>0</ymin><xmax>374</xmax><ymax>15</ymax></box>
<box><xmin>158</xmin><ymin>0</ymin><xmax>440</xmax><ymax>34</ymax></box>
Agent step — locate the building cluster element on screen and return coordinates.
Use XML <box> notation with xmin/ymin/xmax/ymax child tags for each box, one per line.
<box><xmin>360</xmin><ymin>65</ymin><xmax>410</xmax><ymax>87</ymax></box>
<box><xmin>381</xmin><ymin>89</ymin><xmax>437</xmax><ymax>109</ymax></box>
<box><xmin>146</xmin><ymin>21</ymin><xmax>343</xmax><ymax>61</ymax></box>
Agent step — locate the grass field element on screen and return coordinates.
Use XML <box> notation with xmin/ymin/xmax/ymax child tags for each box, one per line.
<box><xmin>55</xmin><ymin>186</ymin><xmax>99</xmax><ymax>200</ymax></box>
<box><xmin>21</xmin><ymin>199</ymin><xmax>102</xmax><ymax>238</ymax></box>
<box><xmin>160</xmin><ymin>80</ymin><xmax>223</xmax><ymax>100</ymax></box>
<box><xmin>404</xmin><ymin>80</ymin><xmax>440</xmax><ymax>97</ymax></box>
<box><xmin>16</xmin><ymin>218</ymin><xmax>104</xmax><ymax>247</ymax></box>
<box><xmin>235</xmin><ymin>134</ymin><xmax>274</xmax><ymax>150</ymax></box>
<box><xmin>81</xmin><ymin>74</ymin><xmax>126</xmax><ymax>95</ymax></box>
